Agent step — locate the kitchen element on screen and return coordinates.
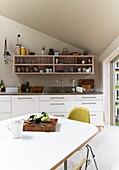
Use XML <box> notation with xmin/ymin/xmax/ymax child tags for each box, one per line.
<box><xmin>0</xmin><ymin>1</ymin><xmax>119</xmax><ymax>169</ymax></box>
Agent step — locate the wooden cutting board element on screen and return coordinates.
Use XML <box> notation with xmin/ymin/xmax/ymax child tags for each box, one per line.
<box><xmin>79</xmin><ymin>79</ymin><xmax>94</xmax><ymax>88</ymax></box>
<box><xmin>23</xmin><ymin>118</ymin><xmax>58</xmax><ymax>132</ymax></box>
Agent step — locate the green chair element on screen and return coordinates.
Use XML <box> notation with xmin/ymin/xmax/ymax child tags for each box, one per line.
<box><xmin>68</xmin><ymin>107</ymin><xmax>98</xmax><ymax>170</ymax></box>
<box><xmin>68</xmin><ymin>107</ymin><xmax>90</xmax><ymax>123</ymax></box>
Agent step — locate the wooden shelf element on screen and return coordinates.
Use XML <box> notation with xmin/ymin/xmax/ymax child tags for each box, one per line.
<box><xmin>13</xmin><ymin>55</ymin><xmax>94</xmax><ymax>74</ymax></box>
<box><xmin>14</xmin><ymin>64</ymin><xmax>53</xmax><ymax>66</ymax></box>
<box><xmin>54</xmin><ymin>64</ymin><xmax>93</xmax><ymax>66</ymax></box>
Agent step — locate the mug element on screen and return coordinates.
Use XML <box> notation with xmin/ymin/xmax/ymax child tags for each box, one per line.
<box><xmin>8</xmin><ymin>120</ymin><xmax>23</xmax><ymax>139</ymax></box>
<box><xmin>77</xmin><ymin>68</ymin><xmax>81</xmax><ymax>72</ymax></box>
<box><xmin>76</xmin><ymin>87</ymin><xmax>84</xmax><ymax>93</ymax></box>
<box><xmin>86</xmin><ymin>69</ymin><xmax>89</xmax><ymax>73</ymax></box>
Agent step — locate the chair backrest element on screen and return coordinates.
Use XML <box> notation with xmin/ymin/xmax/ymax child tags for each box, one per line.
<box><xmin>68</xmin><ymin>107</ymin><xmax>90</xmax><ymax>123</ymax></box>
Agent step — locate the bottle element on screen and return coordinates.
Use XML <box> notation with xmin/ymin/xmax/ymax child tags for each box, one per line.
<box><xmin>56</xmin><ymin>58</ymin><xmax>58</xmax><ymax>64</ymax></box>
<box><xmin>48</xmin><ymin>49</ymin><xmax>54</xmax><ymax>55</ymax></box>
<box><xmin>18</xmin><ymin>82</ymin><xmax>21</xmax><ymax>92</ymax></box>
<box><xmin>0</xmin><ymin>81</ymin><xmax>1</xmax><ymax>92</ymax></box>
<box><xmin>16</xmin><ymin>34</ymin><xmax>21</xmax><ymax>55</ymax></box>
<box><xmin>1</xmin><ymin>80</ymin><xmax>5</xmax><ymax>92</ymax></box>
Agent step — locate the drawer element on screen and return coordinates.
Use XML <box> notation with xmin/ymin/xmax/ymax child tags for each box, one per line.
<box><xmin>40</xmin><ymin>95</ymin><xmax>75</xmax><ymax>101</ymax></box>
<box><xmin>40</xmin><ymin>101</ymin><xmax>75</xmax><ymax>113</ymax></box>
<box><xmin>0</xmin><ymin>102</ymin><xmax>11</xmax><ymax>113</ymax></box>
<box><xmin>75</xmin><ymin>101</ymin><xmax>103</xmax><ymax>111</ymax></box>
<box><xmin>0</xmin><ymin>114</ymin><xmax>11</xmax><ymax>121</ymax></box>
<box><xmin>49</xmin><ymin>112</ymin><xmax>67</xmax><ymax>118</ymax></box>
<box><xmin>90</xmin><ymin>112</ymin><xmax>103</xmax><ymax>125</ymax></box>
<box><xmin>12</xmin><ymin>95</ymin><xmax>39</xmax><ymax>117</ymax></box>
<box><xmin>0</xmin><ymin>95</ymin><xmax>11</xmax><ymax>101</ymax></box>
<box><xmin>76</xmin><ymin>95</ymin><xmax>102</xmax><ymax>101</ymax></box>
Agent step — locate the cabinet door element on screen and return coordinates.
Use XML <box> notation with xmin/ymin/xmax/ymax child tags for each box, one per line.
<box><xmin>0</xmin><ymin>114</ymin><xmax>11</xmax><ymax>121</ymax></box>
<box><xmin>12</xmin><ymin>95</ymin><xmax>39</xmax><ymax>117</ymax></box>
<box><xmin>0</xmin><ymin>95</ymin><xmax>12</xmax><ymax>121</ymax></box>
<box><xmin>40</xmin><ymin>101</ymin><xmax>75</xmax><ymax>113</ymax></box>
<box><xmin>40</xmin><ymin>95</ymin><xmax>75</xmax><ymax>101</ymax></box>
<box><xmin>90</xmin><ymin>112</ymin><xmax>103</xmax><ymax>126</ymax></box>
<box><xmin>75</xmin><ymin>101</ymin><xmax>103</xmax><ymax>111</ymax></box>
<box><xmin>49</xmin><ymin>112</ymin><xmax>69</xmax><ymax>118</ymax></box>
<box><xmin>75</xmin><ymin>95</ymin><xmax>102</xmax><ymax>101</ymax></box>
<box><xmin>0</xmin><ymin>95</ymin><xmax>11</xmax><ymax>102</ymax></box>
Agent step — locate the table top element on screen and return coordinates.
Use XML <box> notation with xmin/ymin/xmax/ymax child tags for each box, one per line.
<box><xmin>0</xmin><ymin>114</ymin><xmax>98</xmax><ymax>170</ymax></box>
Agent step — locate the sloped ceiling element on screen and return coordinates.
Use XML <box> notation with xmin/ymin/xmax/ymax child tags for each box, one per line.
<box><xmin>1</xmin><ymin>0</ymin><xmax>119</xmax><ymax>56</ymax></box>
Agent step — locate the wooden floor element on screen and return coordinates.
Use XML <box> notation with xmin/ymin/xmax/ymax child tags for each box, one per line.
<box><xmin>57</xmin><ymin>126</ymin><xmax>119</xmax><ymax>170</ymax></box>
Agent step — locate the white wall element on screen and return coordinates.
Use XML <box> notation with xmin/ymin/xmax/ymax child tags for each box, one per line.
<box><xmin>0</xmin><ymin>15</ymin><xmax>101</xmax><ymax>88</ymax></box>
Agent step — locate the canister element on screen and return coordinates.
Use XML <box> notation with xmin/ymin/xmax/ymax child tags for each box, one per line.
<box><xmin>26</xmin><ymin>49</ymin><xmax>30</xmax><ymax>55</ymax></box>
<box><xmin>21</xmin><ymin>47</ymin><xmax>26</xmax><ymax>55</ymax></box>
<box><xmin>16</xmin><ymin>44</ymin><xmax>21</xmax><ymax>55</ymax></box>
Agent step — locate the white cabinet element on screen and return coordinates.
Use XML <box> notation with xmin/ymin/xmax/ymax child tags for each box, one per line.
<box><xmin>39</xmin><ymin>95</ymin><xmax>75</xmax><ymax>118</ymax></box>
<box><xmin>0</xmin><ymin>95</ymin><xmax>12</xmax><ymax>121</ymax></box>
<box><xmin>12</xmin><ymin>95</ymin><xmax>39</xmax><ymax>117</ymax></box>
<box><xmin>0</xmin><ymin>94</ymin><xmax>103</xmax><ymax>126</ymax></box>
<box><xmin>75</xmin><ymin>95</ymin><xmax>103</xmax><ymax>126</ymax></box>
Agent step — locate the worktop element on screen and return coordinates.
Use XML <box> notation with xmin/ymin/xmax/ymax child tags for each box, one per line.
<box><xmin>0</xmin><ymin>91</ymin><xmax>103</xmax><ymax>95</ymax></box>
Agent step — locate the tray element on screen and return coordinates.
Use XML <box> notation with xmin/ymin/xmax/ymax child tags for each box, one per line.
<box><xmin>23</xmin><ymin>118</ymin><xmax>58</xmax><ymax>132</ymax></box>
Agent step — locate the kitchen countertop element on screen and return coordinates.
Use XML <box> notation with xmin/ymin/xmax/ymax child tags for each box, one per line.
<box><xmin>0</xmin><ymin>91</ymin><xmax>103</xmax><ymax>95</ymax></box>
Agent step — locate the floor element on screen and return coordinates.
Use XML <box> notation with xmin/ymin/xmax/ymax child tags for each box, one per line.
<box><xmin>57</xmin><ymin>126</ymin><xmax>119</xmax><ymax>170</ymax></box>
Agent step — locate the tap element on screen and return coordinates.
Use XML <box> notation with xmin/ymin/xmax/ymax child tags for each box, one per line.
<box><xmin>57</xmin><ymin>80</ymin><xmax>64</xmax><ymax>93</ymax></box>
<box><xmin>71</xmin><ymin>79</ymin><xmax>76</xmax><ymax>93</ymax></box>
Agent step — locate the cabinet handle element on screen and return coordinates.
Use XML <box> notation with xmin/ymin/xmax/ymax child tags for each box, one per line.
<box><xmin>82</xmin><ymin>97</ymin><xmax>96</xmax><ymax>98</ymax></box>
<box><xmin>18</xmin><ymin>97</ymin><xmax>33</xmax><ymax>100</ymax></box>
<box><xmin>53</xmin><ymin>115</ymin><xmax>65</xmax><ymax>117</ymax></box>
<box><xmin>50</xmin><ymin>103</ymin><xmax>64</xmax><ymax>105</ymax></box>
<box><xmin>50</xmin><ymin>97</ymin><xmax>64</xmax><ymax>99</ymax></box>
<box><xmin>90</xmin><ymin>114</ymin><xmax>96</xmax><ymax>116</ymax></box>
<box><xmin>82</xmin><ymin>103</ymin><xmax>96</xmax><ymax>104</ymax></box>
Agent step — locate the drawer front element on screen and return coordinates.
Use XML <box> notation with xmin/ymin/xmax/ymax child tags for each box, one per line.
<box><xmin>40</xmin><ymin>101</ymin><xmax>75</xmax><ymax>113</ymax></box>
<box><xmin>75</xmin><ymin>101</ymin><xmax>102</xmax><ymax>111</ymax></box>
<box><xmin>40</xmin><ymin>95</ymin><xmax>75</xmax><ymax>101</ymax></box>
<box><xmin>90</xmin><ymin>112</ymin><xmax>103</xmax><ymax>125</ymax></box>
<box><xmin>0</xmin><ymin>114</ymin><xmax>11</xmax><ymax>121</ymax></box>
<box><xmin>49</xmin><ymin>112</ymin><xmax>68</xmax><ymax>118</ymax></box>
<box><xmin>76</xmin><ymin>95</ymin><xmax>102</xmax><ymax>101</ymax></box>
<box><xmin>0</xmin><ymin>95</ymin><xmax>11</xmax><ymax>101</ymax></box>
<box><xmin>0</xmin><ymin>102</ymin><xmax>11</xmax><ymax>113</ymax></box>
<box><xmin>12</xmin><ymin>95</ymin><xmax>39</xmax><ymax>117</ymax></box>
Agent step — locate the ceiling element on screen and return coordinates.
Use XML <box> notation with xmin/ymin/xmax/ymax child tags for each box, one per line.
<box><xmin>1</xmin><ymin>0</ymin><xmax>119</xmax><ymax>56</ymax></box>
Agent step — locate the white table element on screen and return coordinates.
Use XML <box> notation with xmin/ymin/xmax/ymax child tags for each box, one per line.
<box><xmin>0</xmin><ymin>114</ymin><xmax>98</xmax><ymax>170</ymax></box>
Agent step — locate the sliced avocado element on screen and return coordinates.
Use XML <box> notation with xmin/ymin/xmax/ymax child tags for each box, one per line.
<box><xmin>41</xmin><ymin>116</ymin><xmax>50</xmax><ymax>122</ymax></box>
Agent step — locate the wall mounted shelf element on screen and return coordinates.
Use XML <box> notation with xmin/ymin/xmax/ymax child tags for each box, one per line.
<box><xmin>13</xmin><ymin>55</ymin><xmax>94</xmax><ymax>74</ymax></box>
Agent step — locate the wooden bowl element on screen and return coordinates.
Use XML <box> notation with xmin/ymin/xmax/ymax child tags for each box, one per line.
<box><xmin>31</xmin><ymin>86</ymin><xmax>44</xmax><ymax>92</ymax></box>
